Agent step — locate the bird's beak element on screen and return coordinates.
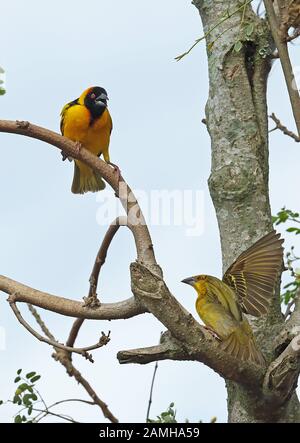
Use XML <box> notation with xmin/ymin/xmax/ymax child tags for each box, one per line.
<box><xmin>96</xmin><ymin>92</ymin><xmax>109</xmax><ymax>103</ymax></box>
<box><xmin>181</xmin><ymin>277</ymin><xmax>196</xmax><ymax>287</ymax></box>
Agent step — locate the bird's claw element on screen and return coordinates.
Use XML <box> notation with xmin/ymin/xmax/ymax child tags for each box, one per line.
<box><xmin>62</xmin><ymin>140</ymin><xmax>81</xmax><ymax>161</ymax></box>
<box><xmin>61</xmin><ymin>151</ymin><xmax>73</xmax><ymax>162</ymax></box>
<box><xmin>74</xmin><ymin>141</ymin><xmax>82</xmax><ymax>155</ymax></box>
<box><xmin>203</xmin><ymin>326</ymin><xmax>221</xmax><ymax>340</ymax></box>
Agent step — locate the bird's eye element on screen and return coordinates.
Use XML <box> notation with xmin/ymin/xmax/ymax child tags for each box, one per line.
<box><xmin>90</xmin><ymin>93</ymin><xmax>96</xmax><ymax>100</ymax></box>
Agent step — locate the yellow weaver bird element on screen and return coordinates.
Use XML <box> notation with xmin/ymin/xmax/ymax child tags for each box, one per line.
<box><xmin>182</xmin><ymin>231</ymin><xmax>284</xmax><ymax>365</ymax></box>
<box><xmin>60</xmin><ymin>86</ymin><xmax>113</xmax><ymax>194</ymax></box>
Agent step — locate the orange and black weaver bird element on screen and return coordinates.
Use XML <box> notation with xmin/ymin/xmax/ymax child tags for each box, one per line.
<box><xmin>182</xmin><ymin>231</ymin><xmax>284</xmax><ymax>366</ymax></box>
<box><xmin>60</xmin><ymin>86</ymin><xmax>113</xmax><ymax>194</ymax></box>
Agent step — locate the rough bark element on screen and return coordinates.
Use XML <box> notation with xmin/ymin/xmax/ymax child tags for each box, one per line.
<box><xmin>192</xmin><ymin>0</ymin><xmax>300</xmax><ymax>422</ymax></box>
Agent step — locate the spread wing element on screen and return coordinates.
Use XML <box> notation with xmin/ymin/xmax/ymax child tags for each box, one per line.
<box><xmin>60</xmin><ymin>98</ymin><xmax>79</xmax><ymax>135</ymax></box>
<box><xmin>222</xmin><ymin>231</ymin><xmax>284</xmax><ymax>317</ymax></box>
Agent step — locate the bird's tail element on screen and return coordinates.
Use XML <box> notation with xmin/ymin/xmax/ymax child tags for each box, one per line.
<box><xmin>220</xmin><ymin>326</ymin><xmax>265</xmax><ymax>366</ymax></box>
<box><xmin>71</xmin><ymin>160</ymin><xmax>106</xmax><ymax>194</ymax></box>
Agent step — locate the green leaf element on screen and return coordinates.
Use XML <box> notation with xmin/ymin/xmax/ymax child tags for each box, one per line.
<box><xmin>22</xmin><ymin>415</ymin><xmax>27</xmax><ymax>422</ymax></box>
<box><xmin>28</xmin><ymin>406</ymin><xmax>33</xmax><ymax>416</ymax></box>
<box><xmin>23</xmin><ymin>394</ymin><xmax>33</xmax><ymax>406</ymax></box>
<box><xmin>14</xmin><ymin>415</ymin><xmax>22</xmax><ymax>424</ymax></box>
<box><xmin>17</xmin><ymin>369</ymin><xmax>22</xmax><ymax>375</ymax></box>
<box><xmin>245</xmin><ymin>23</ymin><xmax>254</xmax><ymax>36</ymax></box>
<box><xmin>26</xmin><ymin>372</ymin><xmax>36</xmax><ymax>379</ymax></box>
<box><xmin>234</xmin><ymin>41</ymin><xmax>243</xmax><ymax>52</ymax></box>
<box><xmin>13</xmin><ymin>394</ymin><xmax>21</xmax><ymax>403</ymax></box>
<box><xmin>17</xmin><ymin>383</ymin><xmax>29</xmax><ymax>393</ymax></box>
<box><xmin>31</xmin><ymin>394</ymin><xmax>38</xmax><ymax>401</ymax></box>
<box><xmin>14</xmin><ymin>377</ymin><xmax>21</xmax><ymax>383</ymax></box>
<box><xmin>0</xmin><ymin>400</ymin><xmax>3</xmax><ymax>405</ymax></box>
<box><xmin>286</xmin><ymin>227</ymin><xmax>300</xmax><ymax>233</ymax></box>
<box><xmin>30</xmin><ymin>375</ymin><xmax>41</xmax><ymax>383</ymax></box>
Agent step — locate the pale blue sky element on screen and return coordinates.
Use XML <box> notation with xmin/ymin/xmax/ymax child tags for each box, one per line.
<box><xmin>0</xmin><ymin>0</ymin><xmax>299</xmax><ymax>423</ymax></box>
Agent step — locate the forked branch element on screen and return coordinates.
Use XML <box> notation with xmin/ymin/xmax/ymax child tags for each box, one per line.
<box><xmin>0</xmin><ymin>119</ymin><xmax>298</xmax><ymax>399</ymax></box>
<box><xmin>9</xmin><ymin>297</ymin><xmax>110</xmax><ymax>362</ymax></box>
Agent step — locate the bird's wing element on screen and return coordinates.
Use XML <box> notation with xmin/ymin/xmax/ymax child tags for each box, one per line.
<box><xmin>60</xmin><ymin>98</ymin><xmax>79</xmax><ymax>135</ymax></box>
<box><xmin>206</xmin><ymin>277</ymin><xmax>243</xmax><ymax>323</ymax></box>
<box><xmin>222</xmin><ymin>230</ymin><xmax>284</xmax><ymax>317</ymax></box>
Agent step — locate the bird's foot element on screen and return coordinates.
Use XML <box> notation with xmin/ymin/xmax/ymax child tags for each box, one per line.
<box><xmin>61</xmin><ymin>151</ymin><xmax>73</xmax><ymax>162</ymax></box>
<box><xmin>74</xmin><ymin>141</ymin><xmax>82</xmax><ymax>155</ymax></box>
<box><xmin>203</xmin><ymin>326</ymin><xmax>220</xmax><ymax>340</ymax></box>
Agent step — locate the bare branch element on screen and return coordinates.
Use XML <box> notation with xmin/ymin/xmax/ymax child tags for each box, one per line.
<box><xmin>146</xmin><ymin>361</ymin><xmax>159</xmax><ymax>422</ymax></box>
<box><xmin>28</xmin><ymin>304</ymin><xmax>118</xmax><ymax>423</ymax></box>
<box><xmin>118</xmin><ymin>332</ymin><xmax>187</xmax><ymax>365</ymax></box>
<box><xmin>66</xmin><ymin>318</ymin><xmax>85</xmax><ymax>348</ymax></box>
<box><xmin>27</xmin><ymin>303</ymin><xmax>56</xmax><ymax>341</ymax></box>
<box><xmin>269</xmin><ymin>113</ymin><xmax>300</xmax><ymax>142</ymax></box>
<box><xmin>85</xmin><ymin>216</ymin><xmax>128</xmax><ymax>307</ymax></box>
<box><xmin>32</xmin><ymin>408</ymin><xmax>79</xmax><ymax>423</ymax></box>
<box><xmin>68</xmin><ymin>217</ymin><xmax>130</xmax><ymax>349</ymax></box>
<box><xmin>9</xmin><ymin>298</ymin><xmax>110</xmax><ymax>361</ymax></box>
<box><xmin>53</xmin><ymin>348</ymin><xmax>119</xmax><ymax>423</ymax></box>
<box><xmin>264</xmin><ymin>1</ymin><xmax>300</xmax><ymax>136</ymax></box>
<box><xmin>0</xmin><ymin>275</ymin><xmax>147</xmax><ymax>320</ymax></box>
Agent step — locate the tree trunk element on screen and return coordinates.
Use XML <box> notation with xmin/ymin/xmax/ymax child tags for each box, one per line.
<box><xmin>192</xmin><ymin>0</ymin><xmax>300</xmax><ymax>422</ymax></box>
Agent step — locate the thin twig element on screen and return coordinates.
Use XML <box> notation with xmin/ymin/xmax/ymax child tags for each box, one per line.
<box><xmin>53</xmin><ymin>350</ymin><xmax>119</xmax><ymax>423</ymax></box>
<box><xmin>67</xmin><ymin>217</ymin><xmax>128</xmax><ymax>354</ymax></box>
<box><xmin>146</xmin><ymin>332</ymin><xmax>163</xmax><ymax>422</ymax></box>
<box><xmin>66</xmin><ymin>318</ymin><xmax>85</xmax><ymax>348</ymax></box>
<box><xmin>47</xmin><ymin>398</ymin><xmax>96</xmax><ymax>408</ymax></box>
<box><xmin>146</xmin><ymin>361</ymin><xmax>159</xmax><ymax>422</ymax></box>
<box><xmin>175</xmin><ymin>0</ymin><xmax>254</xmax><ymax>61</ymax></box>
<box><xmin>84</xmin><ymin>216</ymin><xmax>128</xmax><ymax>307</ymax></box>
<box><xmin>9</xmin><ymin>299</ymin><xmax>110</xmax><ymax>362</ymax></box>
<box><xmin>33</xmin><ymin>387</ymin><xmax>48</xmax><ymax>413</ymax></box>
<box><xmin>27</xmin><ymin>303</ymin><xmax>56</xmax><ymax>340</ymax></box>
<box><xmin>32</xmin><ymin>408</ymin><xmax>79</xmax><ymax>423</ymax></box>
<box><xmin>269</xmin><ymin>112</ymin><xmax>300</xmax><ymax>141</ymax></box>
<box><xmin>28</xmin><ymin>304</ymin><xmax>118</xmax><ymax>423</ymax></box>
<box><xmin>264</xmin><ymin>0</ymin><xmax>300</xmax><ymax>136</ymax></box>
